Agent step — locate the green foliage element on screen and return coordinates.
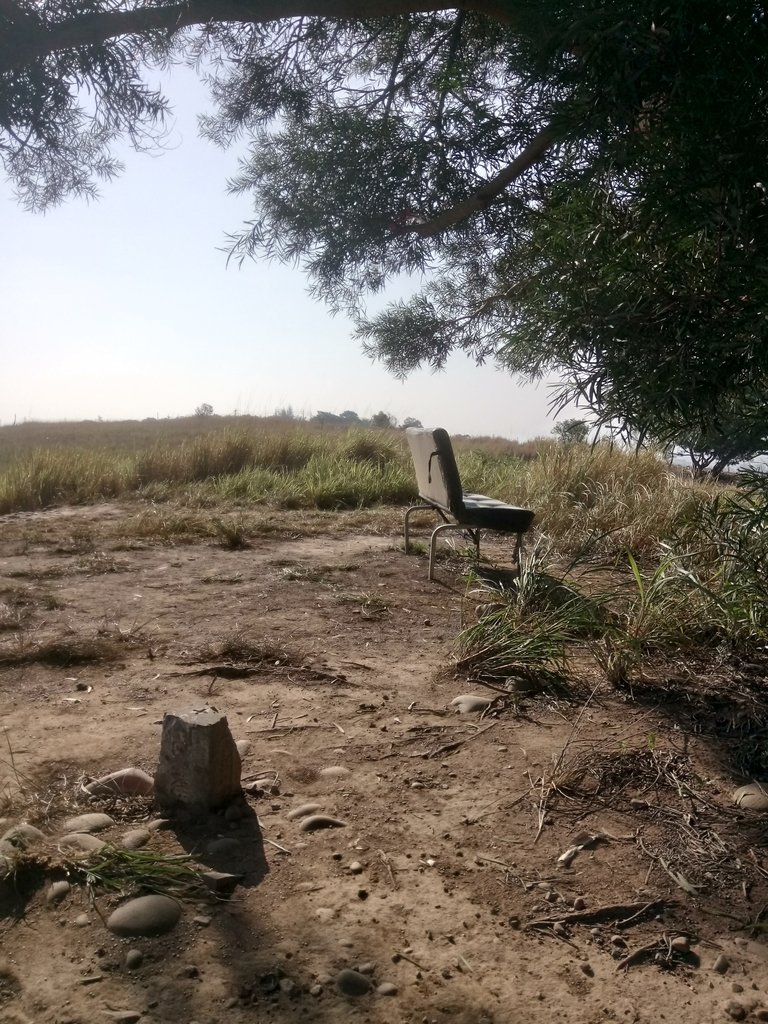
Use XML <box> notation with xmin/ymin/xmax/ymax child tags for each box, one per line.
<box><xmin>552</xmin><ymin>419</ymin><xmax>590</xmax><ymax>445</ymax></box>
<box><xmin>2</xmin><ymin>3</ymin><xmax>767</xmax><ymax>445</ymax></box>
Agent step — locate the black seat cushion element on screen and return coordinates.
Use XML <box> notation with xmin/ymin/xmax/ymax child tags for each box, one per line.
<box><xmin>457</xmin><ymin>493</ymin><xmax>535</xmax><ymax>533</ymax></box>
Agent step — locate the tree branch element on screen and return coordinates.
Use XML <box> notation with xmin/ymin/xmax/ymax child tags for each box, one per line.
<box><xmin>0</xmin><ymin>0</ymin><xmax>521</xmax><ymax>71</ymax></box>
<box><xmin>400</xmin><ymin>124</ymin><xmax>556</xmax><ymax>237</ymax></box>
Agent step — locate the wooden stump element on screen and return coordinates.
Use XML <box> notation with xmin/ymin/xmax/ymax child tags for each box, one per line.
<box><xmin>154</xmin><ymin>709</ymin><xmax>242</xmax><ymax>815</ymax></box>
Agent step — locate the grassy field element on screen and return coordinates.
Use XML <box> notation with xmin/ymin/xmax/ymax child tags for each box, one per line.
<box><xmin>2</xmin><ymin>414</ymin><xmax>765</xmax><ymax>690</ymax></box>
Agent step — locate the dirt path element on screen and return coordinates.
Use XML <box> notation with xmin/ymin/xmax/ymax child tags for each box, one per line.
<box><xmin>0</xmin><ymin>503</ymin><xmax>766</xmax><ymax>1024</ymax></box>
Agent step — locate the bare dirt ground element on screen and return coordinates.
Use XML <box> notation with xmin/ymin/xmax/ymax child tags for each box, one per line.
<box><xmin>0</xmin><ymin>502</ymin><xmax>767</xmax><ymax>1024</ymax></box>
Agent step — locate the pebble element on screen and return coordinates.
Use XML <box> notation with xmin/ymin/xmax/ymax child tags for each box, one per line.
<box><xmin>121</xmin><ymin>829</ymin><xmax>150</xmax><ymax>850</ymax></box>
<box><xmin>73</xmin><ymin>913</ymin><xmax>90</xmax><ymax>927</ymax></box>
<box><xmin>349</xmin><ymin>861</ymin><xmax>364</xmax><ymax>874</ymax></box>
<box><xmin>315</xmin><ymin>908</ymin><xmax>335</xmax><ymax>923</ymax></box>
<box><xmin>58</xmin><ymin>832</ymin><xmax>106</xmax><ymax>854</ymax></box>
<box><xmin>410</xmin><ymin>781</ymin><xmax>425</xmax><ymax>790</ymax></box>
<box><xmin>357</xmin><ymin>962</ymin><xmax>375</xmax><ymax>975</ymax></box>
<box><xmin>377</xmin><ymin>982</ymin><xmax>398</xmax><ymax>996</ymax></box>
<box><xmin>235</xmin><ymin>740</ymin><xmax>251</xmax><ymax>757</ymax></box>
<box><xmin>82</xmin><ymin>768</ymin><xmax>154</xmax><ymax>798</ymax></box>
<box><xmin>299</xmin><ymin>815</ymin><xmax>346</xmax><ymax>832</ymax></box>
<box><xmin>46</xmin><ymin>880</ymin><xmax>71</xmax><ymax>904</ymax></box>
<box><xmin>732</xmin><ymin>782</ymin><xmax>768</xmax><ymax>812</ymax></box>
<box><xmin>671</xmin><ymin>935</ymin><xmax>690</xmax><ymax>954</ymax></box>
<box><xmin>573</xmin><ymin>897</ymin><xmax>586</xmax><ymax>911</ymax></box>
<box><xmin>286</xmin><ymin>803</ymin><xmax>323</xmax><ymax>821</ymax></box>
<box><xmin>193</xmin><ymin>915</ymin><xmax>212</xmax><ymax>927</ymax></box>
<box><xmin>107</xmin><ymin>895</ymin><xmax>182</xmax><ymax>937</ymax></box>
<box><xmin>125</xmin><ymin>950</ymin><xmax>144</xmax><ymax>970</ymax></box>
<box><xmin>610</xmin><ymin>935</ymin><xmax>626</xmax><ymax>948</ymax></box>
<box><xmin>713</xmin><ymin>955</ymin><xmax>731</xmax><ymax>975</ymax></box>
<box><xmin>279</xmin><ymin>978</ymin><xmax>296</xmax><ymax>995</ymax></box>
<box><xmin>724</xmin><ymin>1000</ymin><xmax>747</xmax><ymax>1021</ymax></box>
<box><xmin>309</xmin><ymin>984</ymin><xmax>323</xmax><ymax>997</ymax></box>
<box><xmin>450</xmin><ymin>694</ymin><xmax>491</xmax><ymax>714</ymax></box>
<box><xmin>319</xmin><ymin>766</ymin><xmax>351</xmax><ymax>779</ymax></box>
<box><xmin>336</xmin><ymin>969</ymin><xmax>371</xmax><ymax>996</ymax></box>
<box><xmin>580</xmin><ymin>963</ymin><xmax>594</xmax><ymax>977</ymax></box>
<box><xmin>62</xmin><ymin>812</ymin><xmax>114</xmax><ymax>834</ymax></box>
<box><xmin>103</xmin><ymin>1012</ymin><xmax>141</xmax><ymax>1024</ymax></box>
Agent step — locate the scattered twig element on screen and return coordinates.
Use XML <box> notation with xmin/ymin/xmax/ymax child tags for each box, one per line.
<box><xmin>527</xmin><ymin>900</ymin><xmax>667</xmax><ymax>929</ymax></box>
<box><xmin>394</xmin><ymin>950</ymin><xmax>428</xmax><ymax>971</ymax></box>
<box><xmin>429</xmin><ymin>720</ymin><xmax>497</xmax><ymax>758</ymax></box>
<box><xmin>378</xmin><ymin>849</ymin><xmax>398</xmax><ymax>890</ymax></box>
<box><xmin>616</xmin><ymin>939</ymin><xmax>666</xmax><ymax>971</ymax></box>
<box><xmin>264</xmin><ymin>838</ymin><xmax>291</xmax><ymax>854</ymax></box>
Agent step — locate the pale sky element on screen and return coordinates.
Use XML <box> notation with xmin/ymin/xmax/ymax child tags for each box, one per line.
<box><xmin>0</xmin><ymin>67</ymin><xmax>573</xmax><ymax>440</ymax></box>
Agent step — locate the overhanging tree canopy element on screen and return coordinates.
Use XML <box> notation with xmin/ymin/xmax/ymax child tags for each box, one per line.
<box><xmin>2</xmin><ymin>1</ymin><xmax>767</xmax><ymax>449</ymax></box>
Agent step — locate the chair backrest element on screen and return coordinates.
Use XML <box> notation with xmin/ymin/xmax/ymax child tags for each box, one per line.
<box><xmin>405</xmin><ymin>427</ymin><xmax>464</xmax><ymax>514</ymax></box>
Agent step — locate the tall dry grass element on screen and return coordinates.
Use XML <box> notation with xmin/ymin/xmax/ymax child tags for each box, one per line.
<box><xmin>0</xmin><ymin>417</ymin><xmax>726</xmax><ymax>561</ymax></box>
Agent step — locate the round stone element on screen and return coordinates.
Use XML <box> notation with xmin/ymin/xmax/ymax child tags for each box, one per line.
<box><xmin>62</xmin><ymin>813</ymin><xmax>114</xmax><ymax>834</ymax></box>
<box><xmin>335</xmin><ymin>969</ymin><xmax>371</xmax><ymax>997</ymax></box>
<box><xmin>349</xmin><ymin>861</ymin><xmax>364</xmax><ymax>874</ymax></box>
<box><xmin>122</xmin><ymin>829</ymin><xmax>150</xmax><ymax>850</ymax></box>
<box><xmin>235</xmin><ymin>740</ymin><xmax>251</xmax><ymax>758</ymax></box>
<box><xmin>377</xmin><ymin>982</ymin><xmax>398</xmax><ymax>996</ymax></box>
<box><xmin>319</xmin><ymin>766</ymin><xmax>350</xmax><ymax>779</ymax></box>
<box><xmin>671</xmin><ymin>935</ymin><xmax>690</xmax><ymax>953</ymax></box>
<box><xmin>450</xmin><ymin>694</ymin><xmax>491</xmax><ymax>714</ymax></box>
<box><xmin>286</xmin><ymin>803</ymin><xmax>323</xmax><ymax>821</ymax></box>
<box><xmin>46</xmin><ymin>880</ymin><xmax>71</xmax><ymax>904</ymax></box>
<box><xmin>733</xmin><ymin>782</ymin><xmax>768</xmax><ymax>812</ymax></box>
<box><xmin>82</xmin><ymin>768</ymin><xmax>154</xmax><ymax>798</ymax></box>
<box><xmin>125</xmin><ymin>949</ymin><xmax>144</xmax><ymax>970</ymax></box>
<box><xmin>107</xmin><ymin>895</ymin><xmax>181</xmax><ymax>937</ymax></box>
<box><xmin>73</xmin><ymin>913</ymin><xmax>90</xmax><ymax>927</ymax></box>
<box><xmin>1</xmin><ymin>823</ymin><xmax>45</xmax><ymax>848</ymax></box>
<box><xmin>299</xmin><ymin>815</ymin><xmax>346</xmax><ymax>832</ymax></box>
<box><xmin>58</xmin><ymin>832</ymin><xmax>106</xmax><ymax>854</ymax></box>
<box><xmin>713</xmin><ymin>955</ymin><xmax>731</xmax><ymax>974</ymax></box>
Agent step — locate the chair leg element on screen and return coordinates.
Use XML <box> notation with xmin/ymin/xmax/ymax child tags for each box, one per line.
<box><xmin>404</xmin><ymin>503</ymin><xmax>438</xmax><ymax>554</ymax></box>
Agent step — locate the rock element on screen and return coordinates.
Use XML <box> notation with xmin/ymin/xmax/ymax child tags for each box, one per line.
<box><xmin>279</xmin><ymin>978</ymin><xmax>296</xmax><ymax>995</ymax></box>
<box><xmin>125</xmin><ymin>949</ymin><xmax>144</xmax><ymax>970</ymax></box>
<box><xmin>335</xmin><ymin>969</ymin><xmax>371</xmax><ymax>996</ymax></box>
<box><xmin>193</xmin><ymin>915</ymin><xmax>212</xmax><ymax>927</ymax></box>
<box><xmin>724</xmin><ymin>1001</ymin><xmax>747</xmax><ymax>1021</ymax></box>
<box><xmin>713</xmin><ymin>955</ymin><xmax>731</xmax><ymax>975</ymax></box>
<box><xmin>201</xmin><ymin>869</ymin><xmax>242</xmax><ymax>894</ymax></box>
<box><xmin>309</xmin><ymin>984</ymin><xmax>323</xmax><ymax>997</ymax></box>
<box><xmin>733</xmin><ymin>782</ymin><xmax>768</xmax><ymax>812</ymax></box>
<box><xmin>62</xmin><ymin>812</ymin><xmax>114</xmax><ymax>834</ymax></box>
<box><xmin>358</xmin><ymin>962</ymin><xmax>375</xmax><ymax>975</ymax></box>
<box><xmin>154</xmin><ymin>709</ymin><xmax>242</xmax><ymax>815</ymax></box>
<box><xmin>286</xmin><ymin>803</ymin><xmax>323</xmax><ymax>821</ymax></box>
<box><xmin>103</xmin><ymin>1012</ymin><xmax>141</xmax><ymax>1024</ymax></box>
<box><xmin>106</xmin><ymin>894</ymin><xmax>182</xmax><ymax>937</ymax></box>
<box><xmin>671</xmin><ymin>935</ymin><xmax>690</xmax><ymax>954</ymax></box>
<box><xmin>1</xmin><ymin>823</ymin><xmax>45</xmax><ymax>848</ymax></box>
<box><xmin>299</xmin><ymin>815</ymin><xmax>346</xmax><ymax>832</ymax></box>
<box><xmin>450</xmin><ymin>694</ymin><xmax>492</xmax><ymax>714</ymax></box>
<box><xmin>235</xmin><ymin>740</ymin><xmax>251</xmax><ymax>758</ymax></box>
<box><xmin>147</xmin><ymin>818</ymin><xmax>171</xmax><ymax>832</ymax></box>
<box><xmin>121</xmin><ymin>829</ymin><xmax>150</xmax><ymax>850</ymax></box>
<box><xmin>349</xmin><ymin>861</ymin><xmax>364</xmax><ymax>874</ymax></box>
<box><xmin>82</xmin><ymin>768</ymin><xmax>154</xmax><ymax>798</ymax></box>
<box><xmin>74</xmin><ymin>913</ymin><xmax>90</xmax><ymax>927</ymax></box>
<box><xmin>319</xmin><ymin>766</ymin><xmax>351</xmax><ymax>778</ymax></box>
<box><xmin>46</xmin><ymin>880</ymin><xmax>71</xmax><ymax>904</ymax></box>
<box><xmin>573</xmin><ymin>897</ymin><xmax>586</xmax><ymax>911</ymax></box>
<box><xmin>377</xmin><ymin>982</ymin><xmax>398</xmax><ymax>996</ymax></box>
<box><xmin>58</xmin><ymin>833</ymin><xmax>106</xmax><ymax>854</ymax></box>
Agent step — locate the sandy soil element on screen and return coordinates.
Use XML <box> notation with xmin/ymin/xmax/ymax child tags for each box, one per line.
<box><xmin>0</xmin><ymin>502</ymin><xmax>766</xmax><ymax>1024</ymax></box>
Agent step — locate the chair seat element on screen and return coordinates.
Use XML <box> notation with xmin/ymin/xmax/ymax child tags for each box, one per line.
<box><xmin>457</xmin><ymin>493</ymin><xmax>535</xmax><ymax>533</ymax></box>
